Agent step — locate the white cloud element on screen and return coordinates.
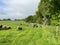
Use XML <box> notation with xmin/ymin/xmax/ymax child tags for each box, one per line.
<box><xmin>0</xmin><ymin>0</ymin><xmax>40</xmax><ymax>19</ymax></box>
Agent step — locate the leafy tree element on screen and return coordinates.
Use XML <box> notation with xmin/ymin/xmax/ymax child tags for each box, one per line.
<box><xmin>25</xmin><ymin>15</ymin><xmax>34</xmax><ymax>23</ymax></box>
<box><xmin>35</xmin><ymin>0</ymin><xmax>60</xmax><ymax>25</ymax></box>
<box><xmin>34</xmin><ymin>12</ymin><xmax>44</xmax><ymax>24</ymax></box>
<box><xmin>7</xmin><ymin>18</ymin><xmax>11</xmax><ymax>21</ymax></box>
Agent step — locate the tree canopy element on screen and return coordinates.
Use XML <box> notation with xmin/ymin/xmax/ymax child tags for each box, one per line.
<box><xmin>34</xmin><ymin>0</ymin><xmax>60</xmax><ymax>25</ymax></box>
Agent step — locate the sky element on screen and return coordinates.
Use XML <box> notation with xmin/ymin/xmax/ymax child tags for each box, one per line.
<box><xmin>0</xmin><ymin>0</ymin><xmax>40</xmax><ymax>19</ymax></box>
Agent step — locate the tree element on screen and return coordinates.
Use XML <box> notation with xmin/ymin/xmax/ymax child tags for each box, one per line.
<box><xmin>35</xmin><ymin>0</ymin><xmax>60</xmax><ymax>25</ymax></box>
<box><xmin>34</xmin><ymin>12</ymin><xmax>44</xmax><ymax>24</ymax></box>
<box><xmin>25</xmin><ymin>15</ymin><xmax>34</xmax><ymax>23</ymax></box>
<box><xmin>7</xmin><ymin>18</ymin><xmax>11</xmax><ymax>21</ymax></box>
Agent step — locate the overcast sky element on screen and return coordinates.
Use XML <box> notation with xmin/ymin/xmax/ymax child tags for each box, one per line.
<box><xmin>0</xmin><ymin>0</ymin><xmax>40</xmax><ymax>19</ymax></box>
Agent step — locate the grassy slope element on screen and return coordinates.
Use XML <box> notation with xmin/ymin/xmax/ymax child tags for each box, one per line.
<box><xmin>0</xmin><ymin>21</ymin><xmax>59</xmax><ymax>45</ymax></box>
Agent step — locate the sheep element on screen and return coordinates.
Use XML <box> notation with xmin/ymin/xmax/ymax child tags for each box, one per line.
<box><xmin>24</xmin><ymin>22</ymin><xmax>42</xmax><ymax>28</ymax></box>
<box><xmin>17</xmin><ymin>26</ymin><xmax>22</xmax><ymax>30</ymax></box>
<box><xmin>33</xmin><ymin>23</ymin><xmax>42</xmax><ymax>28</ymax></box>
<box><xmin>3</xmin><ymin>26</ymin><xmax>11</xmax><ymax>30</ymax></box>
<box><xmin>0</xmin><ymin>25</ymin><xmax>3</xmax><ymax>30</ymax></box>
<box><xmin>37</xmin><ymin>24</ymin><xmax>42</xmax><ymax>28</ymax></box>
<box><xmin>33</xmin><ymin>24</ymin><xmax>38</xmax><ymax>28</ymax></box>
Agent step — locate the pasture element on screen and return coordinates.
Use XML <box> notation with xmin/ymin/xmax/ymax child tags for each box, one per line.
<box><xmin>0</xmin><ymin>21</ymin><xmax>59</xmax><ymax>45</ymax></box>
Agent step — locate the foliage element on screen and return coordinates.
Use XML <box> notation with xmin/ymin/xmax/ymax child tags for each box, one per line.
<box><xmin>34</xmin><ymin>0</ymin><xmax>60</xmax><ymax>25</ymax></box>
<box><xmin>14</xmin><ymin>19</ymin><xmax>20</xmax><ymax>21</ymax></box>
<box><xmin>25</xmin><ymin>15</ymin><xmax>34</xmax><ymax>23</ymax></box>
<box><xmin>3</xmin><ymin>18</ymin><xmax>11</xmax><ymax>21</ymax></box>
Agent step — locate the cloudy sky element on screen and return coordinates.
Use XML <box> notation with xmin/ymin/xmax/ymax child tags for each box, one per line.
<box><xmin>0</xmin><ymin>0</ymin><xmax>40</xmax><ymax>19</ymax></box>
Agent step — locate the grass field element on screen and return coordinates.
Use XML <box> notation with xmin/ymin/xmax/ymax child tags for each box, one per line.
<box><xmin>0</xmin><ymin>21</ymin><xmax>59</xmax><ymax>45</ymax></box>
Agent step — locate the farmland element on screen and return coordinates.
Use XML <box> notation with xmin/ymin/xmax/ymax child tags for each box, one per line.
<box><xmin>0</xmin><ymin>21</ymin><xmax>59</xmax><ymax>45</ymax></box>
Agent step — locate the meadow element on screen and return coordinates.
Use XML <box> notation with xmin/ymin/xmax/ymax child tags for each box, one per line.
<box><xmin>0</xmin><ymin>21</ymin><xmax>59</xmax><ymax>45</ymax></box>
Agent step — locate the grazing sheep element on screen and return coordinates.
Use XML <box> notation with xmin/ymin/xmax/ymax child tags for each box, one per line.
<box><xmin>33</xmin><ymin>24</ymin><xmax>38</xmax><ymax>28</ymax></box>
<box><xmin>3</xmin><ymin>26</ymin><xmax>11</xmax><ymax>30</ymax></box>
<box><xmin>17</xmin><ymin>26</ymin><xmax>22</xmax><ymax>30</ymax></box>
<box><xmin>37</xmin><ymin>24</ymin><xmax>42</xmax><ymax>28</ymax></box>
<box><xmin>0</xmin><ymin>25</ymin><xmax>3</xmax><ymax>30</ymax></box>
<box><xmin>32</xmin><ymin>23</ymin><xmax>42</xmax><ymax>28</ymax></box>
<box><xmin>25</xmin><ymin>22</ymin><xmax>42</xmax><ymax>28</ymax></box>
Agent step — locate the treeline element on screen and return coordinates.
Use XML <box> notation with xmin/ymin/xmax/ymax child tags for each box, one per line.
<box><xmin>25</xmin><ymin>0</ymin><xmax>60</xmax><ymax>25</ymax></box>
<box><xmin>0</xmin><ymin>19</ymin><xmax>11</xmax><ymax>21</ymax></box>
<box><xmin>0</xmin><ymin>19</ymin><xmax>21</xmax><ymax>21</ymax></box>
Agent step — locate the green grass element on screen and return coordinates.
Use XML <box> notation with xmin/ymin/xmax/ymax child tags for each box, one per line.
<box><xmin>0</xmin><ymin>21</ymin><xmax>59</xmax><ymax>45</ymax></box>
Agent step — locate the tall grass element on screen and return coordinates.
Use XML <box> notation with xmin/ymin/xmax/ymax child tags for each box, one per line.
<box><xmin>0</xmin><ymin>21</ymin><xmax>59</xmax><ymax>45</ymax></box>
